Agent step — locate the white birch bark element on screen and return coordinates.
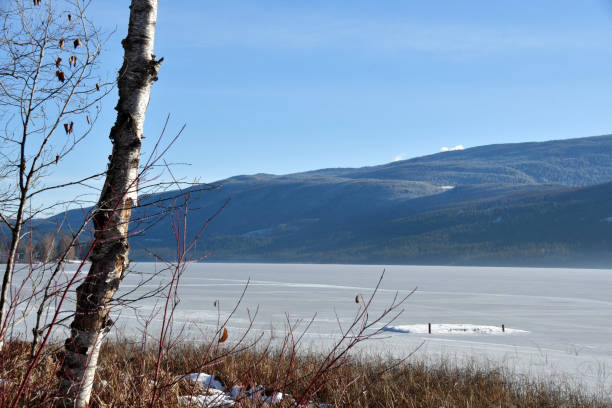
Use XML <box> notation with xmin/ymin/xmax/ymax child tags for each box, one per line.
<box><xmin>57</xmin><ymin>1</ymin><xmax>160</xmax><ymax>406</ymax></box>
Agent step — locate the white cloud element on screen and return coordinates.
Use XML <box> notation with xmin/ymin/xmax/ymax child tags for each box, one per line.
<box><xmin>440</xmin><ymin>145</ymin><xmax>465</xmax><ymax>152</ymax></box>
<box><xmin>393</xmin><ymin>154</ymin><xmax>406</xmax><ymax>162</ymax></box>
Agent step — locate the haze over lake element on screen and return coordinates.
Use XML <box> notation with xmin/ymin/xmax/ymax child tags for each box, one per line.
<box><xmin>101</xmin><ymin>262</ymin><xmax>612</xmax><ymax>396</ymax></box>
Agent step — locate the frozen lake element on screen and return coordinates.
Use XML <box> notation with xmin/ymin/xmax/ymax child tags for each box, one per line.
<box><xmin>11</xmin><ymin>262</ymin><xmax>612</xmax><ymax>397</ymax></box>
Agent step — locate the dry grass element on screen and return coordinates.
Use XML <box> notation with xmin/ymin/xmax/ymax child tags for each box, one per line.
<box><xmin>0</xmin><ymin>339</ymin><xmax>609</xmax><ymax>407</ymax></box>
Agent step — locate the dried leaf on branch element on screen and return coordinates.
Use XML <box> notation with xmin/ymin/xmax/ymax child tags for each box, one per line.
<box><xmin>219</xmin><ymin>328</ymin><xmax>228</xmax><ymax>343</ymax></box>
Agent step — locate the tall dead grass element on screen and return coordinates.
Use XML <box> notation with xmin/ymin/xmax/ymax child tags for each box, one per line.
<box><xmin>0</xmin><ymin>339</ymin><xmax>609</xmax><ymax>407</ymax></box>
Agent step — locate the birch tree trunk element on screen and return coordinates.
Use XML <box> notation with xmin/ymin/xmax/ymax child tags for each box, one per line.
<box><xmin>57</xmin><ymin>1</ymin><xmax>160</xmax><ymax>406</ymax></box>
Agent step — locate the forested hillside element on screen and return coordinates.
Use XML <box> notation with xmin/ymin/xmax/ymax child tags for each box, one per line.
<box><xmin>27</xmin><ymin>134</ymin><xmax>612</xmax><ymax>266</ymax></box>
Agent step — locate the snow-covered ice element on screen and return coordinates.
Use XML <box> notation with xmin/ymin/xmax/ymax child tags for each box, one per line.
<box><xmin>383</xmin><ymin>324</ymin><xmax>528</xmax><ymax>335</ymax></box>
<box><xmin>13</xmin><ymin>263</ymin><xmax>612</xmax><ymax>397</ymax></box>
<box><xmin>106</xmin><ymin>263</ymin><xmax>612</xmax><ymax>397</ymax></box>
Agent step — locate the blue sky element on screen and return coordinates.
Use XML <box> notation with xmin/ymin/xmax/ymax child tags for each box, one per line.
<box><xmin>45</xmin><ymin>0</ymin><xmax>612</xmax><ymax>204</ymax></box>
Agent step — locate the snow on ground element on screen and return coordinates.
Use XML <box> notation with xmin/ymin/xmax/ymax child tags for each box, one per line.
<box><xmin>180</xmin><ymin>373</ymin><xmax>320</xmax><ymax>407</ymax></box>
<box><xmin>382</xmin><ymin>323</ymin><xmax>528</xmax><ymax>335</ymax></box>
<box><xmin>186</xmin><ymin>373</ymin><xmax>226</xmax><ymax>391</ymax></box>
<box><xmin>179</xmin><ymin>389</ymin><xmax>235</xmax><ymax>407</ymax></box>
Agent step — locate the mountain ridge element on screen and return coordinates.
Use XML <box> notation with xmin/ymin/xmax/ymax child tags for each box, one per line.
<box><xmin>27</xmin><ymin>133</ymin><xmax>612</xmax><ymax>267</ymax></box>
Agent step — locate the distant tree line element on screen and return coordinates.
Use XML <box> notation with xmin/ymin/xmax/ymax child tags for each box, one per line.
<box><xmin>0</xmin><ymin>234</ymin><xmax>91</xmax><ymax>263</ymax></box>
